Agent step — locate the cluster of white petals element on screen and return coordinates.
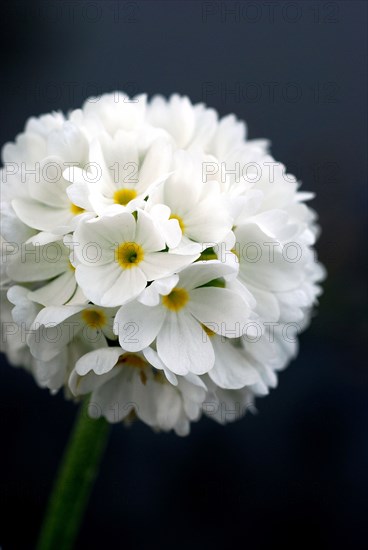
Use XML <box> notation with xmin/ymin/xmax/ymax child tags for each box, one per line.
<box><xmin>0</xmin><ymin>93</ymin><xmax>324</xmax><ymax>435</ymax></box>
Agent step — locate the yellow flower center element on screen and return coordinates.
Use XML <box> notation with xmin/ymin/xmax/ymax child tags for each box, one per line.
<box><xmin>68</xmin><ymin>261</ymin><xmax>75</xmax><ymax>272</ymax></box>
<box><xmin>169</xmin><ymin>214</ymin><xmax>185</xmax><ymax>232</ymax></box>
<box><xmin>70</xmin><ymin>203</ymin><xmax>85</xmax><ymax>215</ymax></box>
<box><xmin>113</xmin><ymin>188</ymin><xmax>137</xmax><ymax>206</ymax></box>
<box><xmin>115</xmin><ymin>242</ymin><xmax>144</xmax><ymax>269</ymax></box>
<box><xmin>162</xmin><ymin>287</ymin><xmax>189</xmax><ymax>312</ymax></box>
<box><xmin>81</xmin><ymin>309</ymin><xmax>106</xmax><ymax>328</ymax></box>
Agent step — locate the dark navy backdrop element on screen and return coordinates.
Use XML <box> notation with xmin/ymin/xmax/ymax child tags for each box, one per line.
<box><xmin>0</xmin><ymin>1</ymin><xmax>367</xmax><ymax>548</ymax></box>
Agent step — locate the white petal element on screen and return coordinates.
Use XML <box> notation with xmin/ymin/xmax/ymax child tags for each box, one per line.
<box><xmin>142</xmin><ymin>346</ymin><xmax>178</xmax><ymax>385</ymax></box>
<box><xmin>28</xmin><ymin>271</ymin><xmax>77</xmax><ymax>306</ymax></box>
<box><xmin>138</xmin><ymin>274</ymin><xmax>178</xmax><ymax>306</ymax></box>
<box><xmin>163</xmin><ymin>163</ymin><xmax>200</xmax><ymax>213</ymax></box>
<box><xmin>209</xmin><ymin>337</ymin><xmax>260</xmax><ymax>389</ymax></box>
<box><xmin>100</xmin><ymin>267</ymin><xmax>147</xmax><ymax>307</ymax></box>
<box><xmin>73</xmin><ymin>212</ymin><xmax>136</xmax><ymax>265</ymax></box>
<box><xmin>188</xmin><ymin>287</ymin><xmax>250</xmax><ymax>337</ymax></box>
<box><xmin>107</xmin><ymin>130</ymin><xmax>139</xmax><ymax>182</ymax></box>
<box><xmin>246</xmin><ymin>283</ymin><xmax>280</xmax><ymax>322</ymax></box>
<box><xmin>29</xmin><ymin>156</ymin><xmax>69</xmax><ymax>207</ymax></box>
<box><xmin>235</xmin><ymin>223</ymin><xmax>304</xmax><ymax>292</ymax></box>
<box><xmin>226</xmin><ymin>278</ymin><xmax>256</xmax><ymax>309</ymax></box>
<box><xmin>184</xmin><ymin>196</ymin><xmax>231</xmax><ymax>242</ymax></box>
<box><xmin>157</xmin><ymin>311</ymin><xmax>215</xmax><ymax>375</ymax></box>
<box><xmin>47</xmin><ymin>122</ymin><xmax>88</xmax><ymax>161</ymax></box>
<box><xmin>69</xmin><ymin>366</ymin><xmax>118</xmax><ymax>397</ymax></box>
<box><xmin>76</xmin><ymin>347</ymin><xmax>123</xmax><ymax>376</ymax></box>
<box><xmin>178</xmin><ymin>260</ymin><xmax>237</xmax><ymax>291</ymax></box>
<box><xmin>75</xmin><ymin>263</ymin><xmax>122</xmax><ymax>305</ymax></box>
<box><xmin>140</xmin><ymin>251</ymin><xmax>197</xmax><ymax>281</ymax></box>
<box><xmin>149</xmin><ymin>204</ymin><xmax>182</xmax><ymax>249</ymax></box>
<box><xmin>32</xmin><ymin>304</ymin><xmax>84</xmax><ymax>329</ymax></box>
<box><xmin>137</xmin><ymin>138</ymin><xmax>172</xmax><ymax>193</ymax></box>
<box><xmin>29</xmin><ymin>310</ymin><xmax>83</xmax><ymax>361</ymax></box>
<box><xmin>135</xmin><ymin>379</ymin><xmax>181</xmax><ymax>431</ymax></box>
<box><xmin>26</xmin><ymin>231</ymin><xmax>64</xmax><ymax>246</ymax></box>
<box><xmin>114</xmin><ymin>301</ymin><xmax>165</xmax><ymax>351</ymax></box>
<box><xmin>92</xmin><ymin>370</ymin><xmax>134</xmax><ymax>422</ymax></box>
<box><xmin>66</xmin><ymin>182</ymin><xmax>93</xmax><ymax>211</ymax></box>
<box><xmin>7</xmin><ymin>242</ymin><xmax>69</xmax><ymax>282</ymax></box>
<box><xmin>148</xmin><ymin>203</ymin><xmax>171</xmax><ymax>222</ymax></box>
<box><xmin>135</xmin><ymin>210</ymin><xmax>166</xmax><ymax>251</ymax></box>
<box><xmin>66</xmin><ymin>284</ymin><xmax>89</xmax><ymax>306</ymax></box>
<box><xmin>169</xmin><ymin>237</ymin><xmax>203</xmax><ymax>256</ymax></box>
<box><xmin>7</xmin><ymin>285</ymin><xmax>41</xmax><ymax>328</ymax></box>
<box><xmin>12</xmin><ymin>199</ymin><xmax>71</xmax><ymax>232</ymax></box>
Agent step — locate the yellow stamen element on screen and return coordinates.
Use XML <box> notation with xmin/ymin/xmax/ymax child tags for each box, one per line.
<box><xmin>70</xmin><ymin>203</ymin><xmax>85</xmax><ymax>215</ymax></box>
<box><xmin>115</xmin><ymin>242</ymin><xmax>144</xmax><ymax>269</ymax></box>
<box><xmin>162</xmin><ymin>287</ymin><xmax>189</xmax><ymax>312</ymax></box>
<box><xmin>81</xmin><ymin>309</ymin><xmax>106</xmax><ymax>328</ymax></box>
<box><xmin>113</xmin><ymin>188</ymin><xmax>137</xmax><ymax>206</ymax></box>
<box><xmin>169</xmin><ymin>214</ymin><xmax>185</xmax><ymax>232</ymax></box>
<box><xmin>68</xmin><ymin>261</ymin><xmax>76</xmax><ymax>272</ymax></box>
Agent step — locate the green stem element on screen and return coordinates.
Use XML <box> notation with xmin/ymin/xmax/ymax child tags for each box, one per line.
<box><xmin>36</xmin><ymin>399</ymin><xmax>111</xmax><ymax>550</ymax></box>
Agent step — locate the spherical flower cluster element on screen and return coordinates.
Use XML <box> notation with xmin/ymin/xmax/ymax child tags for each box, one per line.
<box><xmin>0</xmin><ymin>93</ymin><xmax>324</xmax><ymax>435</ymax></box>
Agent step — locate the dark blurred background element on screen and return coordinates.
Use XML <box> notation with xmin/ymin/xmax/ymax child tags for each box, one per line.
<box><xmin>0</xmin><ymin>1</ymin><xmax>367</xmax><ymax>548</ymax></box>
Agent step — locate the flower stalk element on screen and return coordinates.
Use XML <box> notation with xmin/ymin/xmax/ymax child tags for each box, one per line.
<box><xmin>36</xmin><ymin>399</ymin><xmax>111</xmax><ymax>550</ymax></box>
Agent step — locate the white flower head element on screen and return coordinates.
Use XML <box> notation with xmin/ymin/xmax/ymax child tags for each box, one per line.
<box><xmin>0</xmin><ymin>92</ymin><xmax>324</xmax><ymax>435</ymax></box>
